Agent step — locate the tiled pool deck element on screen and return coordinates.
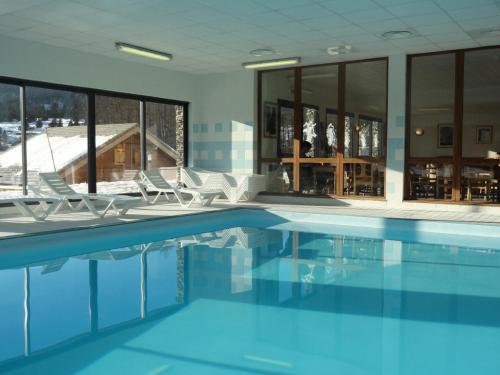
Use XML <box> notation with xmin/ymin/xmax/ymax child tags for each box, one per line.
<box><xmin>0</xmin><ymin>199</ymin><xmax>499</xmax><ymax>239</ymax></box>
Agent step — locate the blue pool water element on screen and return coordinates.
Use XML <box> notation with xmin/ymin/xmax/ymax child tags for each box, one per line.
<box><xmin>1</xmin><ymin>212</ymin><xmax>500</xmax><ymax>374</ymax></box>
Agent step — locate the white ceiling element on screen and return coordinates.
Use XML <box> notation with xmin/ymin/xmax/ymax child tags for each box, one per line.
<box><xmin>1</xmin><ymin>0</ymin><xmax>500</xmax><ymax>74</ymax></box>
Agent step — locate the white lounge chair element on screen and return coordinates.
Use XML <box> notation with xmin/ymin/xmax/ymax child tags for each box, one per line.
<box><xmin>180</xmin><ymin>167</ymin><xmax>266</xmax><ymax>203</ymax></box>
<box><xmin>137</xmin><ymin>169</ymin><xmax>221</xmax><ymax>208</ymax></box>
<box><xmin>0</xmin><ymin>195</ymin><xmax>62</xmax><ymax>221</ymax></box>
<box><xmin>35</xmin><ymin>172</ymin><xmax>141</xmax><ymax>218</ymax></box>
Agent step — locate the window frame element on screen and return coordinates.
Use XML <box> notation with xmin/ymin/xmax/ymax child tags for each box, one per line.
<box><xmin>0</xmin><ymin>75</ymin><xmax>189</xmax><ymax>195</ymax></box>
<box><xmin>257</xmin><ymin>57</ymin><xmax>389</xmax><ymax>200</ymax></box>
<box><xmin>404</xmin><ymin>45</ymin><xmax>500</xmax><ymax>204</ymax></box>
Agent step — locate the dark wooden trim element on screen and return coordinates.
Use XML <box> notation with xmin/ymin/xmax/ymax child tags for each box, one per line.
<box><xmin>336</xmin><ymin>63</ymin><xmax>346</xmax><ymax>196</ymax></box>
<box><xmin>253</xmin><ymin>56</ymin><xmax>388</xmax><ymax>74</ymax></box>
<box><xmin>139</xmin><ymin>100</ymin><xmax>147</xmax><ymax>171</ymax></box>
<box><xmin>408</xmin><ymin>44</ymin><xmax>500</xmax><ymax>59</ymax></box>
<box><xmin>19</xmin><ymin>85</ymin><xmax>27</xmax><ymax>195</ymax></box>
<box><xmin>383</xmin><ymin>57</ymin><xmax>389</xmax><ymax>200</ymax></box>
<box><xmin>183</xmin><ymin>103</ymin><xmax>189</xmax><ymax>168</ymax></box>
<box><xmin>452</xmin><ymin>51</ymin><xmax>464</xmax><ymax>201</ymax></box>
<box><xmin>0</xmin><ymin>75</ymin><xmax>189</xmax><ymax>192</ymax></box>
<box><xmin>293</xmin><ymin>67</ymin><xmax>301</xmax><ymax>192</ymax></box>
<box><xmin>256</xmin><ymin>71</ymin><xmax>262</xmax><ymax>174</ymax></box>
<box><xmin>87</xmin><ymin>92</ymin><xmax>96</xmax><ymax>194</ymax></box>
<box><xmin>298</xmin><ymin>158</ymin><xmax>338</xmax><ymax>164</ymax></box>
<box><xmin>407</xmin><ymin>157</ymin><xmax>454</xmax><ymax>164</ymax></box>
<box><xmin>0</xmin><ymin>75</ymin><xmax>188</xmax><ymax>106</ymax></box>
<box><xmin>261</xmin><ymin>157</ymin><xmax>294</xmax><ymax>163</ymax></box>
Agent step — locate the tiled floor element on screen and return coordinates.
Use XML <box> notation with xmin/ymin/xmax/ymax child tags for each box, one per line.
<box><xmin>0</xmin><ymin>199</ymin><xmax>499</xmax><ymax>239</ymax></box>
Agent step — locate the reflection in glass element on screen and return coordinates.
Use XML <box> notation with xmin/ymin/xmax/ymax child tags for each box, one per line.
<box><xmin>0</xmin><ymin>83</ymin><xmax>21</xmax><ymax>195</ymax></box>
<box><xmin>408</xmin><ymin>163</ymin><xmax>453</xmax><ymax>200</ymax></box>
<box><xmin>461</xmin><ymin>165</ymin><xmax>499</xmax><ymax>202</ymax></box>
<box><xmin>260</xmin><ymin>69</ymin><xmax>294</xmax><ymax>159</ymax></box>
<box><xmin>302</xmin><ymin>106</ymin><xmax>319</xmax><ymax>157</ymax></box>
<box><xmin>344</xmin><ymin>113</ymin><xmax>355</xmax><ymax>158</ymax></box>
<box><xmin>344</xmin><ymin>163</ymin><xmax>384</xmax><ymax>196</ymax></box>
<box><xmin>345</xmin><ymin>60</ymin><xmax>386</xmax><ymax>161</ymax></box>
<box><xmin>146</xmin><ymin>102</ymin><xmax>181</xmax><ymax>173</ymax></box>
<box><xmin>95</xmin><ymin>95</ymin><xmax>140</xmax><ymax>193</ymax></box>
<box><xmin>300</xmin><ymin>65</ymin><xmax>339</xmax><ymax>158</ymax></box>
<box><xmin>410</xmin><ymin>54</ymin><xmax>455</xmax><ymax>158</ymax></box>
<box><xmin>262</xmin><ymin>162</ymin><xmax>293</xmax><ymax>193</ymax></box>
<box><xmin>300</xmin><ymin>164</ymin><xmax>336</xmax><ymax>195</ymax></box>
<box><xmin>278</xmin><ymin>100</ymin><xmax>294</xmax><ymax>157</ymax></box>
<box><xmin>326</xmin><ymin>109</ymin><xmax>338</xmax><ymax>157</ymax></box>
<box><xmin>463</xmin><ymin>49</ymin><xmax>500</xmax><ymax>159</ymax></box>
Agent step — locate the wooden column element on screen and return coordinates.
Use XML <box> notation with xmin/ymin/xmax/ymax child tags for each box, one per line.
<box><xmin>293</xmin><ymin>68</ymin><xmax>302</xmax><ymax>192</ymax></box>
<box><xmin>452</xmin><ymin>52</ymin><xmax>464</xmax><ymax>201</ymax></box>
<box><xmin>336</xmin><ymin>64</ymin><xmax>346</xmax><ymax>196</ymax></box>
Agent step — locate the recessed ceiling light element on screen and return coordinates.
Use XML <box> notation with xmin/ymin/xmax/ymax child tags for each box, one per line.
<box><xmin>327</xmin><ymin>45</ymin><xmax>352</xmax><ymax>55</ymax></box>
<box><xmin>250</xmin><ymin>48</ymin><xmax>276</xmax><ymax>57</ymax></box>
<box><xmin>380</xmin><ymin>30</ymin><xmax>414</xmax><ymax>40</ymax></box>
<box><xmin>242</xmin><ymin>57</ymin><xmax>301</xmax><ymax>69</ymax></box>
<box><xmin>115</xmin><ymin>42</ymin><xmax>172</xmax><ymax>61</ymax></box>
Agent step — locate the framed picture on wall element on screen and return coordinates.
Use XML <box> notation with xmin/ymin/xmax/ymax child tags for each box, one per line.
<box><xmin>437</xmin><ymin>124</ymin><xmax>453</xmax><ymax>148</ymax></box>
<box><xmin>263</xmin><ymin>102</ymin><xmax>277</xmax><ymax>138</ymax></box>
<box><xmin>476</xmin><ymin>126</ymin><xmax>493</xmax><ymax>144</ymax></box>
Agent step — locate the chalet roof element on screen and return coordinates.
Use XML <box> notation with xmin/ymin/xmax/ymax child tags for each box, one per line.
<box><xmin>0</xmin><ymin>124</ymin><xmax>138</xmax><ymax>173</ymax></box>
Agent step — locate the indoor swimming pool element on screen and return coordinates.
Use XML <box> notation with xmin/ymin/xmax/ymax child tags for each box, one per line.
<box><xmin>1</xmin><ymin>210</ymin><xmax>500</xmax><ymax>374</ymax></box>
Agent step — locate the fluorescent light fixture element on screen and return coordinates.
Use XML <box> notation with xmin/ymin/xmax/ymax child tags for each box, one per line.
<box><xmin>242</xmin><ymin>57</ymin><xmax>300</xmax><ymax>69</ymax></box>
<box><xmin>115</xmin><ymin>42</ymin><xmax>172</xmax><ymax>61</ymax></box>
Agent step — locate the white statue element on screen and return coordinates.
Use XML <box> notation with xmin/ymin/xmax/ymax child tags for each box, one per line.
<box><xmin>302</xmin><ymin>108</ymin><xmax>317</xmax><ymax>157</ymax></box>
<box><xmin>326</xmin><ymin>123</ymin><xmax>336</xmax><ymax>147</ymax></box>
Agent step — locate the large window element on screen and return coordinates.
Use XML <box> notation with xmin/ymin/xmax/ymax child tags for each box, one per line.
<box><xmin>95</xmin><ymin>95</ymin><xmax>140</xmax><ymax>193</ymax></box>
<box><xmin>0</xmin><ymin>77</ymin><xmax>187</xmax><ymax>199</ymax></box>
<box><xmin>26</xmin><ymin>87</ymin><xmax>89</xmax><ymax>190</ymax></box>
<box><xmin>406</xmin><ymin>47</ymin><xmax>500</xmax><ymax>204</ymax></box>
<box><xmin>0</xmin><ymin>83</ymin><xmax>21</xmax><ymax>194</ymax></box>
<box><xmin>259</xmin><ymin>59</ymin><xmax>387</xmax><ymax>198</ymax></box>
<box><xmin>146</xmin><ymin>102</ymin><xmax>183</xmax><ymax>182</ymax></box>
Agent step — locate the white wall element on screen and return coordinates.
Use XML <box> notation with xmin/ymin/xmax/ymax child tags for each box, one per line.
<box><xmin>190</xmin><ymin>70</ymin><xmax>255</xmax><ymax>173</ymax></box>
<box><xmin>0</xmin><ymin>34</ymin><xmax>197</xmax><ymax>102</ymax></box>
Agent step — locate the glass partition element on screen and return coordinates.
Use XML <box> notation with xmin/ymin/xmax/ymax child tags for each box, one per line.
<box><xmin>410</xmin><ymin>53</ymin><xmax>455</xmax><ymax>159</ymax></box>
<box><xmin>0</xmin><ymin>83</ymin><xmax>21</xmax><ymax>196</ymax></box>
<box><xmin>260</xmin><ymin>69</ymin><xmax>294</xmax><ymax>159</ymax></box>
<box><xmin>26</xmin><ymin>87</ymin><xmax>88</xmax><ymax>190</ymax></box>
<box><xmin>407</xmin><ymin>163</ymin><xmax>453</xmax><ymax>200</ymax></box>
<box><xmin>344</xmin><ymin>163</ymin><xmax>385</xmax><ymax>196</ymax></box>
<box><xmin>259</xmin><ymin>59</ymin><xmax>387</xmax><ymax>198</ymax></box>
<box><xmin>262</xmin><ymin>162</ymin><xmax>293</xmax><ymax>193</ymax></box>
<box><xmin>300</xmin><ymin>164</ymin><xmax>336</xmax><ymax>195</ymax></box>
<box><xmin>145</xmin><ymin>102</ymin><xmax>181</xmax><ymax>179</ymax></box>
<box><xmin>95</xmin><ymin>95</ymin><xmax>140</xmax><ymax>193</ymax></box>
<box><xmin>300</xmin><ymin>65</ymin><xmax>338</xmax><ymax>158</ymax></box>
<box><xmin>407</xmin><ymin>46</ymin><xmax>500</xmax><ymax>204</ymax></box>
<box><xmin>344</xmin><ymin>60</ymin><xmax>387</xmax><ymax>197</ymax></box>
<box><xmin>461</xmin><ymin>165</ymin><xmax>499</xmax><ymax>202</ymax></box>
<box><xmin>463</xmin><ymin>49</ymin><xmax>500</xmax><ymax>159</ymax></box>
